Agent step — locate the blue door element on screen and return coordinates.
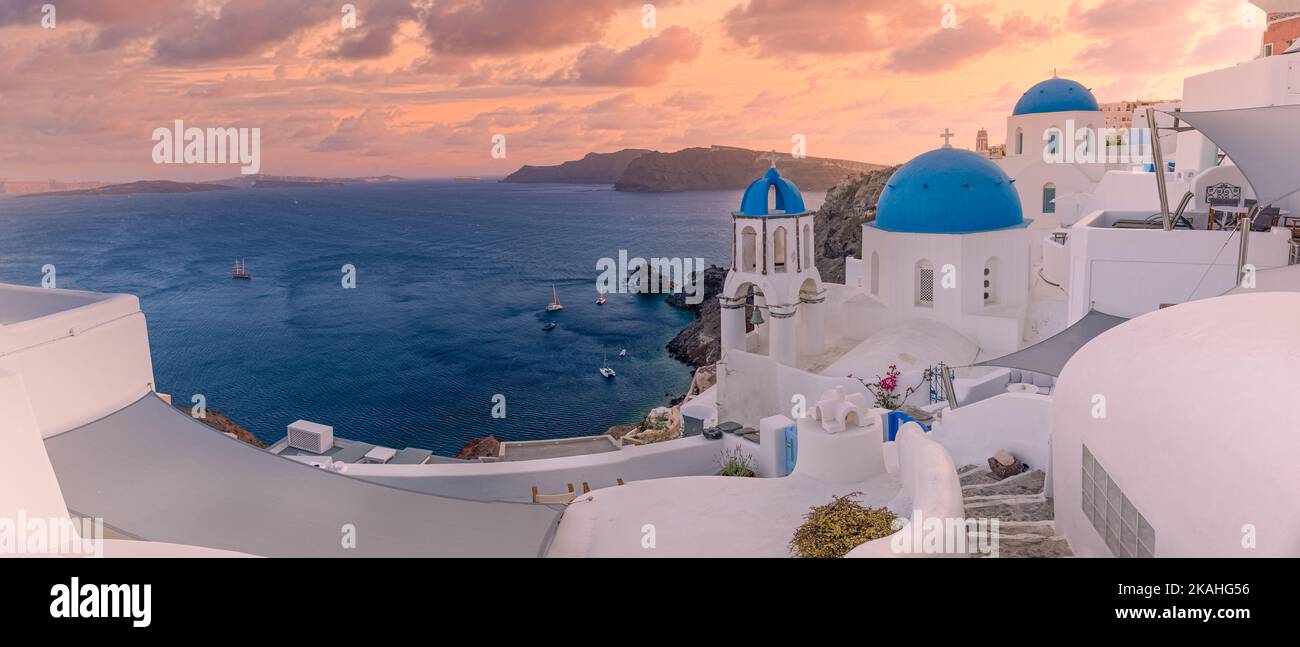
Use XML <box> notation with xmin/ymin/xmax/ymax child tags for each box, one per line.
<box><xmin>783</xmin><ymin>425</ymin><xmax>798</xmax><ymax>475</ymax></box>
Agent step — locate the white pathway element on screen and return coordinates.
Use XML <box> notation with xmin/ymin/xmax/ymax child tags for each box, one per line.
<box><xmin>546</xmin><ymin>472</ymin><xmax>900</xmax><ymax>558</ymax></box>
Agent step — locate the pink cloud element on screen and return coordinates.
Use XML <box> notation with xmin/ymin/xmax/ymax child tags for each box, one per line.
<box><xmin>545</xmin><ymin>26</ymin><xmax>703</xmax><ymax>86</ymax></box>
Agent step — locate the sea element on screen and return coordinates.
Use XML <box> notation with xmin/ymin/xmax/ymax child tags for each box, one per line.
<box><xmin>0</xmin><ymin>181</ymin><xmax>823</xmax><ymax>455</ymax></box>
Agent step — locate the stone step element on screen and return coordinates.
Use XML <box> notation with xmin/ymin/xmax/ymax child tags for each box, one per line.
<box><xmin>959</xmin><ymin>469</ymin><xmax>1002</xmax><ymax>486</ymax></box>
<box><xmin>987</xmin><ymin>535</ymin><xmax>1074</xmax><ymax>558</ymax></box>
<box><xmin>962</xmin><ymin>470</ymin><xmax>1045</xmax><ymax>498</ymax></box>
<box><xmin>964</xmin><ymin>496</ymin><xmax>1056</xmax><ymax>523</ymax></box>
<box><xmin>956</xmin><ymin>464</ymin><xmax>983</xmax><ymax>476</ymax></box>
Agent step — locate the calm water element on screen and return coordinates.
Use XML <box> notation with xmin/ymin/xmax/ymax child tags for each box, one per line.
<box><xmin>0</xmin><ymin>181</ymin><xmax>821</xmax><ymax>455</ymax></box>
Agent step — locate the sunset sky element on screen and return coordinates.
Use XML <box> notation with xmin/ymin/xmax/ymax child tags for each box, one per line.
<box><xmin>0</xmin><ymin>0</ymin><xmax>1268</xmax><ymax>182</ymax></box>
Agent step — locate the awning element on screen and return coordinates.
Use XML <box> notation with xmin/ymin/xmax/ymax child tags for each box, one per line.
<box><xmin>1168</xmin><ymin>105</ymin><xmax>1300</xmax><ymax>207</ymax></box>
<box><xmin>1250</xmin><ymin>1</ymin><xmax>1300</xmax><ymax>13</ymax></box>
<box><xmin>973</xmin><ymin>310</ymin><xmax>1129</xmax><ymax>377</ymax></box>
<box><xmin>44</xmin><ymin>395</ymin><xmax>561</xmax><ymax>557</ymax></box>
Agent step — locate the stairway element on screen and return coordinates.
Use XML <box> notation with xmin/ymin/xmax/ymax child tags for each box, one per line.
<box><xmin>957</xmin><ymin>464</ymin><xmax>1073</xmax><ymax>558</ymax></box>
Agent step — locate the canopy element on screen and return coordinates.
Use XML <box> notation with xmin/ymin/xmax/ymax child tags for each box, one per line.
<box><xmin>1250</xmin><ymin>1</ymin><xmax>1300</xmax><ymax>12</ymax></box>
<box><xmin>1168</xmin><ymin>105</ymin><xmax>1300</xmax><ymax>207</ymax></box>
<box><xmin>974</xmin><ymin>310</ymin><xmax>1128</xmax><ymax>377</ymax></box>
<box><xmin>44</xmin><ymin>395</ymin><xmax>562</xmax><ymax>557</ymax></box>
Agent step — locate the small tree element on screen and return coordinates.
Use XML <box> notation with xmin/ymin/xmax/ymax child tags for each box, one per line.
<box><xmin>850</xmin><ymin>364</ymin><xmax>920</xmax><ymax>410</ymax></box>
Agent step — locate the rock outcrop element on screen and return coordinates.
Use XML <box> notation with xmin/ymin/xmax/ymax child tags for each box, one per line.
<box><xmin>616</xmin><ymin>146</ymin><xmax>883</xmax><ymax>193</ymax></box>
<box><xmin>503</xmin><ymin>149</ymin><xmax>652</xmax><ymax>184</ymax></box>
<box><xmin>665</xmin><ymin>265</ymin><xmax>728</xmax><ymax>367</ymax></box>
<box><xmin>179</xmin><ymin>407</ymin><xmax>267</xmax><ymax>448</ymax></box>
<box><xmin>455</xmin><ymin>435</ymin><xmax>501</xmax><ymax>460</ymax></box>
<box><xmin>813</xmin><ymin>165</ymin><xmax>899</xmax><ymax>283</ymax></box>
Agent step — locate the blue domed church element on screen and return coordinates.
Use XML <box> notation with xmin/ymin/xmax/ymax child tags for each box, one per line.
<box><xmin>721</xmin><ymin>163</ymin><xmax>826</xmax><ymax>368</ymax></box>
<box><xmin>846</xmin><ymin>145</ymin><xmax>1032</xmax><ymax>355</ymax></box>
<box><xmin>995</xmin><ymin>74</ymin><xmax>1108</xmax><ymax>226</ymax></box>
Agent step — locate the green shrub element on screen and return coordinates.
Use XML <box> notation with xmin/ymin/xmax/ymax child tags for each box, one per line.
<box><xmin>717</xmin><ymin>447</ymin><xmax>757</xmax><ymax>477</ymax></box>
<box><xmin>789</xmin><ymin>492</ymin><xmax>897</xmax><ymax>558</ymax></box>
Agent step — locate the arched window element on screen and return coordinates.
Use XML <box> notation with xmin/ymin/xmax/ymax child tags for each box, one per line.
<box><xmin>916</xmin><ymin>259</ymin><xmax>934</xmax><ymax>308</ymax></box>
<box><xmin>773</xmin><ymin>227</ymin><xmax>788</xmax><ymax>273</ymax></box>
<box><xmin>802</xmin><ymin>223</ymin><xmax>813</xmax><ymax>270</ymax></box>
<box><xmin>870</xmin><ymin>251</ymin><xmax>880</xmax><ymax>295</ymax></box>
<box><xmin>741</xmin><ymin>226</ymin><xmax>758</xmax><ymax>272</ymax></box>
<box><xmin>1015</xmin><ymin>128</ymin><xmax>1024</xmax><ymax>155</ymax></box>
<box><xmin>984</xmin><ymin>257</ymin><xmax>999</xmax><ymax>305</ymax></box>
<box><xmin>1047</xmin><ymin>127</ymin><xmax>1060</xmax><ymax>156</ymax></box>
<box><xmin>1043</xmin><ymin>182</ymin><xmax>1057</xmax><ymax>214</ymax></box>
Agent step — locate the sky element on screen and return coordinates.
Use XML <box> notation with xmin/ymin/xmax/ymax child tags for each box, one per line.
<box><xmin>0</xmin><ymin>0</ymin><xmax>1269</xmax><ymax>182</ymax></box>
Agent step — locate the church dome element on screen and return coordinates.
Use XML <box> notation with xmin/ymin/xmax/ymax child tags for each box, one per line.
<box><xmin>1013</xmin><ymin>77</ymin><xmax>1099</xmax><ymax>115</ymax></box>
<box><xmin>874</xmin><ymin>147</ymin><xmax>1023</xmax><ymax>234</ymax></box>
<box><xmin>736</xmin><ymin>166</ymin><xmax>808</xmax><ymax>216</ymax></box>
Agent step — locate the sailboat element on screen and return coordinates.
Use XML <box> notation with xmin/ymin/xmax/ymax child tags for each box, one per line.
<box><xmin>599</xmin><ymin>353</ymin><xmax>616</xmax><ymax>379</ymax></box>
<box><xmin>618</xmin><ymin>348</ymin><xmax>627</xmax><ymax>358</ymax></box>
<box><xmin>231</xmin><ymin>259</ymin><xmax>252</xmax><ymax>280</ymax></box>
<box><xmin>546</xmin><ymin>284</ymin><xmax>564</xmax><ymax>311</ymax></box>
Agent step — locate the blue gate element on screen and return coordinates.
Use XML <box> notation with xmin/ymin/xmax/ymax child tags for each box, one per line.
<box><xmin>783</xmin><ymin>425</ymin><xmax>798</xmax><ymax>475</ymax></box>
<box><xmin>886</xmin><ymin>411</ymin><xmax>930</xmax><ymax>442</ymax></box>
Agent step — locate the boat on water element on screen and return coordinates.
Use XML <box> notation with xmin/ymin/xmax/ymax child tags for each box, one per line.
<box><xmin>596</xmin><ymin>290</ymin><xmax>606</xmax><ymax>305</ymax></box>
<box><xmin>542</xmin><ymin>322</ymin><xmax>557</xmax><ymax>331</ymax></box>
<box><xmin>231</xmin><ymin>259</ymin><xmax>252</xmax><ymax>280</ymax></box>
<box><xmin>599</xmin><ymin>353</ymin><xmax>616</xmax><ymax>378</ymax></box>
<box><xmin>546</xmin><ymin>284</ymin><xmax>564</xmax><ymax>312</ymax></box>
<box><xmin>618</xmin><ymin>348</ymin><xmax>626</xmax><ymax>357</ymax></box>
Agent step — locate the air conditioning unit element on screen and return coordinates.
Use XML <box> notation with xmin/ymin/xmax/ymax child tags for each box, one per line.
<box><xmin>287</xmin><ymin>419</ymin><xmax>334</xmax><ymax>454</ymax></box>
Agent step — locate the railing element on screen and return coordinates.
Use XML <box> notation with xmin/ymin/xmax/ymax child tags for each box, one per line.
<box><xmin>1049</xmin><ymin>232</ymin><xmax>1068</xmax><ymax>245</ymax></box>
<box><xmin>1291</xmin><ymin>241</ymin><xmax>1300</xmax><ymax>266</ymax></box>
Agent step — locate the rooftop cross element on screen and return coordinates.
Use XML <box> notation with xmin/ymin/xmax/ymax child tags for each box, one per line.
<box><xmin>769</xmin><ymin>150</ymin><xmax>778</xmax><ymax>168</ymax></box>
<box><xmin>940</xmin><ymin>128</ymin><xmax>954</xmax><ymax>148</ymax></box>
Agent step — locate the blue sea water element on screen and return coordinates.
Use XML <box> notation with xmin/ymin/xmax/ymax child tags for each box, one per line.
<box><xmin>0</xmin><ymin>181</ymin><xmax>821</xmax><ymax>455</ymax></box>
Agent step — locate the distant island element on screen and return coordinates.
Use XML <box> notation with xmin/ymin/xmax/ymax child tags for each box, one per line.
<box><xmin>18</xmin><ymin>180</ymin><xmax>235</xmax><ymax>198</ymax></box>
<box><xmin>11</xmin><ymin>174</ymin><xmax>405</xmax><ymax>198</ymax></box>
<box><xmin>210</xmin><ymin>174</ymin><xmax>403</xmax><ymax>188</ymax></box>
<box><xmin>503</xmin><ymin>145</ymin><xmax>884</xmax><ymax>192</ymax></box>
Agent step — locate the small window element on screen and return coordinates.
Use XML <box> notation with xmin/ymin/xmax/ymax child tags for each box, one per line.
<box><xmin>870</xmin><ymin>251</ymin><xmax>880</xmax><ymax>295</ymax></box>
<box><xmin>1015</xmin><ymin>128</ymin><xmax>1024</xmax><ymax>155</ymax></box>
<box><xmin>1043</xmin><ymin>182</ymin><xmax>1057</xmax><ymax>214</ymax></box>
<box><xmin>983</xmin><ymin>259</ymin><xmax>999</xmax><ymax>305</ymax></box>
<box><xmin>916</xmin><ymin>260</ymin><xmax>934</xmax><ymax>308</ymax></box>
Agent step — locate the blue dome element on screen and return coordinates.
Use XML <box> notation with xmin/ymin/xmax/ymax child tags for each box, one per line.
<box><xmin>1013</xmin><ymin>77</ymin><xmax>1099</xmax><ymax>115</ymax></box>
<box><xmin>874</xmin><ymin>148</ymin><xmax>1023</xmax><ymax>234</ymax></box>
<box><xmin>736</xmin><ymin>166</ymin><xmax>808</xmax><ymax>216</ymax></box>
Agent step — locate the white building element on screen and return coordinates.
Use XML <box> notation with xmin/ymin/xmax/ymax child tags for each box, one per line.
<box><xmin>849</xmin><ymin>146</ymin><xmax>1032</xmax><ymax>355</ymax></box>
<box><xmin>994</xmin><ymin>76</ymin><xmax>1112</xmax><ymax>228</ymax></box>
<box><xmin>720</xmin><ymin>164</ymin><xmax>826</xmax><ymax>367</ymax></box>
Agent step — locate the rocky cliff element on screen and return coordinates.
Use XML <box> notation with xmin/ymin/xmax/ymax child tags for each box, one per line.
<box><xmin>812</xmin><ymin>165</ymin><xmax>899</xmax><ymax>283</ymax></box>
<box><xmin>665</xmin><ymin>265</ymin><xmax>728</xmax><ymax>367</ymax></box>
<box><xmin>664</xmin><ymin>165</ymin><xmax>898</xmax><ymax>365</ymax></box>
<box><xmin>503</xmin><ymin>149</ymin><xmax>652</xmax><ymax>184</ymax></box>
<box><xmin>616</xmin><ymin>146</ymin><xmax>883</xmax><ymax>193</ymax></box>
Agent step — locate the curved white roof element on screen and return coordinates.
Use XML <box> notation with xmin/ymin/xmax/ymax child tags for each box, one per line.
<box><xmin>1053</xmin><ymin>292</ymin><xmax>1300</xmax><ymax>556</ymax></box>
<box><xmin>44</xmin><ymin>395</ymin><xmax>562</xmax><ymax>557</ymax></box>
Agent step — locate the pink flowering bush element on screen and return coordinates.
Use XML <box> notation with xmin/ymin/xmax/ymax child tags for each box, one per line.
<box><xmin>851</xmin><ymin>364</ymin><xmax>916</xmax><ymax>410</ymax></box>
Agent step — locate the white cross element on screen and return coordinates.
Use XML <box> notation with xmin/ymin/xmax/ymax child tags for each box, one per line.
<box><xmin>768</xmin><ymin>150</ymin><xmax>778</xmax><ymax>167</ymax></box>
<box><xmin>940</xmin><ymin>128</ymin><xmax>954</xmax><ymax>148</ymax></box>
